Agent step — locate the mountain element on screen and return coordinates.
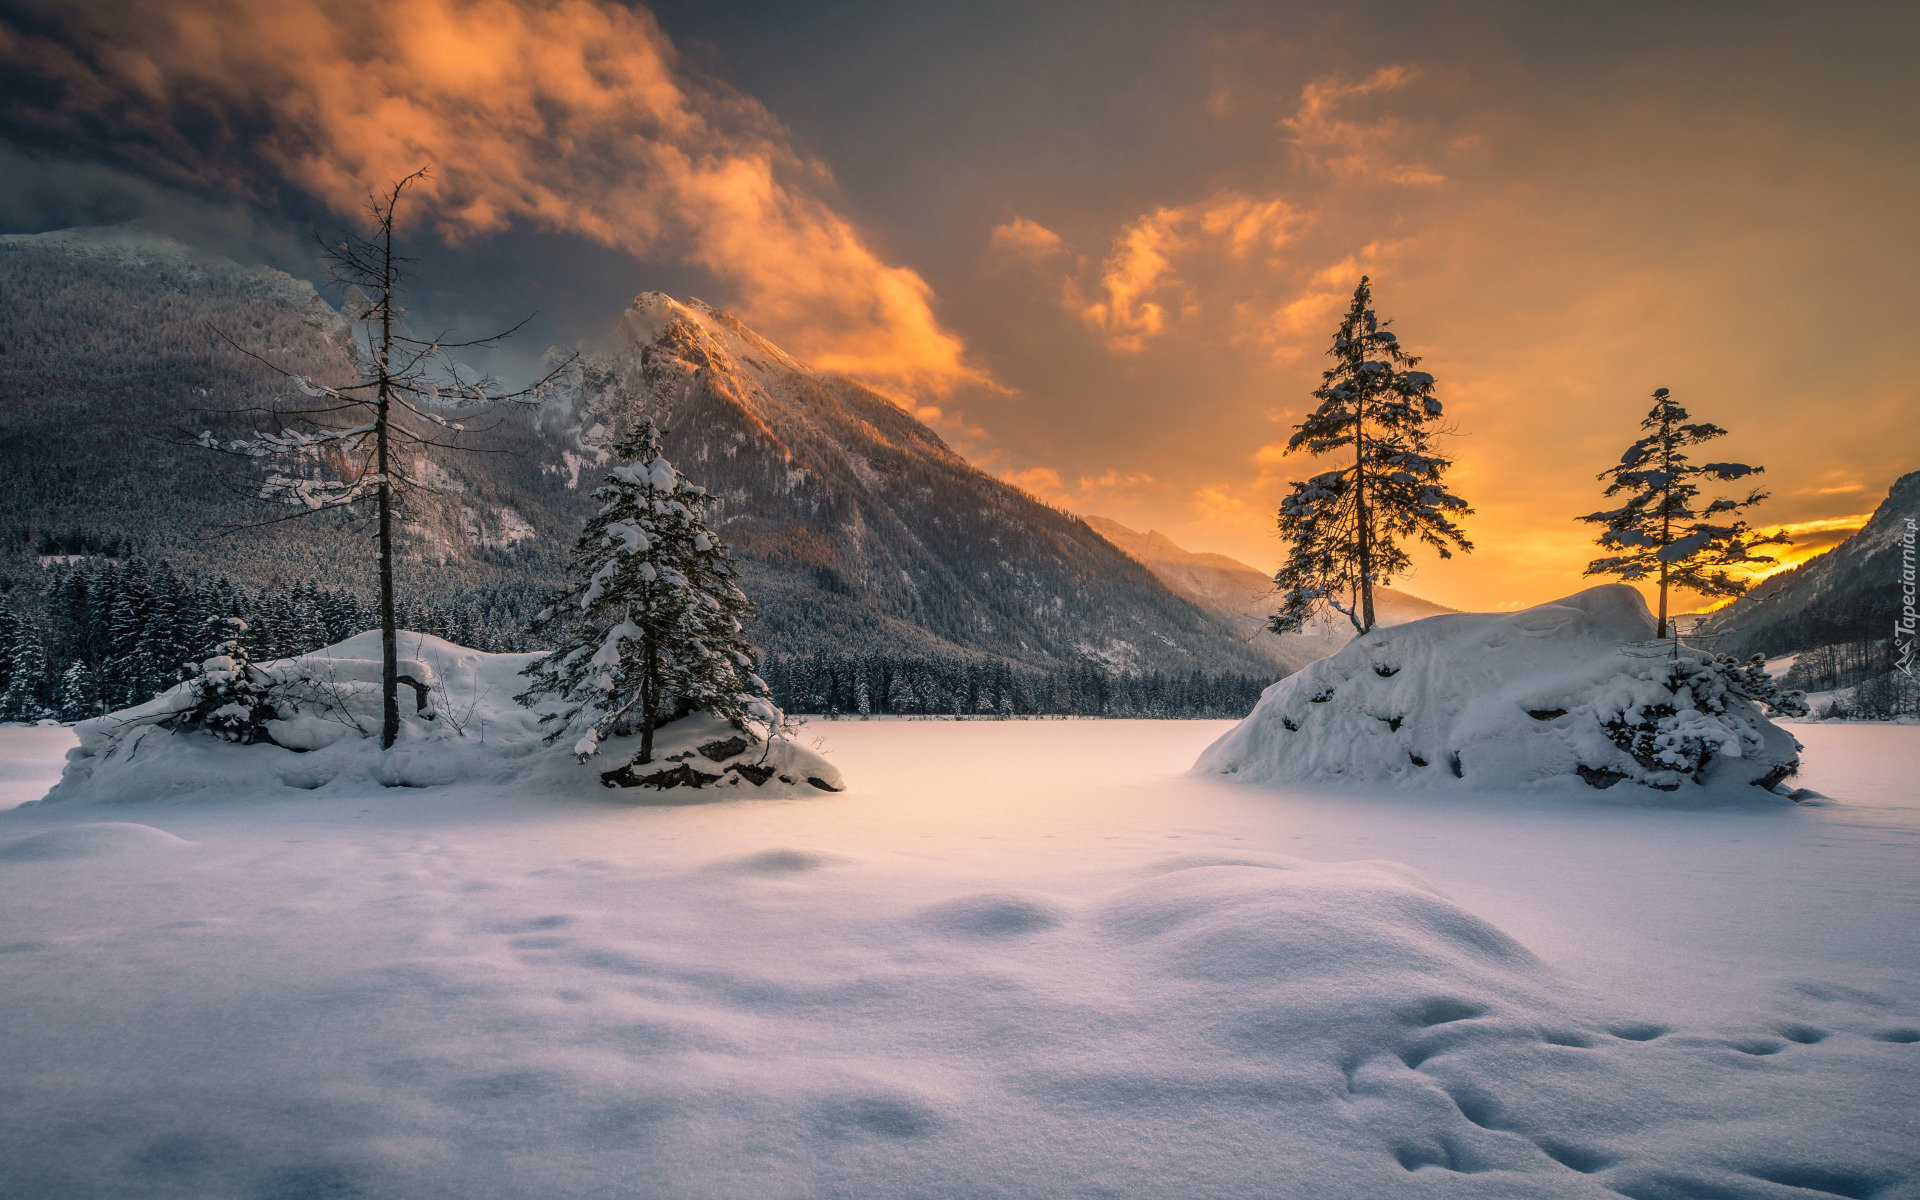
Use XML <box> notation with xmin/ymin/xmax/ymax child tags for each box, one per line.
<box><xmin>0</xmin><ymin>226</ymin><xmax>1285</xmax><ymax>678</ymax></box>
<box><xmin>545</xmin><ymin>293</ymin><xmax>1286</xmax><ymax>675</ymax></box>
<box><xmin>1081</xmin><ymin>515</ymin><xmax>1456</xmax><ymax>673</ymax></box>
<box><xmin>0</xmin><ymin>225</ymin><xmax>568</xmax><ymax>597</ymax></box>
<box><xmin>1695</xmin><ymin>470</ymin><xmax>1919</xmax><ymax>659</ymax></box>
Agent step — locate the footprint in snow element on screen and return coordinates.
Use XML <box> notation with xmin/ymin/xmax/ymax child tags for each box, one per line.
<box><xmin>712</xmin><ymin>848</ymin><xmax>847</xmax><ymax>875</ymax></box>
<box><xmin>919</xmin><ymin>893</ymin><xmax>1065</xmax><ymax>938</ymax></box>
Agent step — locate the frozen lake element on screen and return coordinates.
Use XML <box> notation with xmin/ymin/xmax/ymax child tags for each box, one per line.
<box><xmin>1</xmin><ymin>719</ymin><xmax>1916</xmax><ymax>1198</ymax></box>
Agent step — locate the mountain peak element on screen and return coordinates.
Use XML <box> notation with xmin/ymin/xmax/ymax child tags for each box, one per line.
<box><xmin>553</xmin><ymin>300</ymin><xmax>1288</xmax><ymax>674</ymax></box>
<box><xmin>619</xmin><ymin>291</ymin><xmax>808</xmax><ymax>383</ymax></box>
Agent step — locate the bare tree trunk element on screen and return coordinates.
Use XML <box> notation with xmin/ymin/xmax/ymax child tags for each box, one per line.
<box><xmin>377</xmin><ymin>409</ymin><xmax>397</xmax><ymax>748</ymax></box>
<box><xmin>1657</xmin><ymin>409</ymin><xmax>1672</xmax><ymax>646</ymax></box>
<box><xmin>1657</xmin><ymin>559</ymin><xmax>1670</xmax><ymax>646</ymax></box>
<box><xmin>638</xmin><ymin>629</ymin><xmax>658</xmax><ymax>764</ymax></box>
<box><xmin>1354</xmin><ymin>390</ymin><xmax>1375</xmax><ymax>633</ymax></box>
<box><xmin>377</xmin><ymin>199</ymin><xmax>399</xmax><ymax>750</ymax></box>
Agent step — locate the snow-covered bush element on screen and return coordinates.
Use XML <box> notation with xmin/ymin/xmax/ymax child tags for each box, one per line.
<box><xmin>1591</xmin><ymin>654</ymin><xmax>1807</xmax><ymax>789</ymax></box>
<box><xmin>1197</xmin><ymin>585</ymin><xmax>1805</xmax><ymax>797</ymax></box>
<box><xmin>162</xmin><ymin>618</ymin><xmax>282</xmax><ymax>745</ymax></box>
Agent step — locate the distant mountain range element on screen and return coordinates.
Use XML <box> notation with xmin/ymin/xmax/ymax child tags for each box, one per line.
<box><xmin>0</xmin><ymin>226</ymin><xmax>1289</xmax><ymax>678</ymax></box>
<box><xmin>1696</xmin><ymin>470</ymin><xmax>1918</xmax><ymax>658</ymax></box>
<box><xmin>1080</xmin><ymin>516</ymin><xmax>1455</xmax><ymax>674</ymax></box>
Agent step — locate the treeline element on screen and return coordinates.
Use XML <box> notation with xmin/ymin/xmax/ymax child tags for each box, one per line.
<box><xmin>1782</xmin><ymin>638</ymin><xmax>1919</xmax><ymax>719</ymax></box>
<box><xmin>0</xmin><ymin>561</ymin><xmax>1277</xmax><ymax>724</ymax></box>
<box><xmin>763</xmin><ymin>652</ymin><xmax>1269</xmax><ymax>719</ymax></box>
<box><xmin>0</xmin><ymin>557</ymin><xmax>538</xmax><ymax>721</ymax></box>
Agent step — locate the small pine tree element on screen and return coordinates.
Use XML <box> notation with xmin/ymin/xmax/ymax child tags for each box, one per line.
<box><xmin>1270</xmin><ymin>277</ymin><xmax>1472</xmax><ymax>634</ymax></box>
<box><xmin>164</xmin><ymin>618</ymin><xmax>282</xmax><ymax>744</ymax></box>
<box><xmin>1579</xmin><ymin>387</ymin><xmax>1788</xmax><ymax>641</ymax></box>
<box><xmin>55</xmin><ymin>662</ymin><xmax>100</xmax><ymax>722</ymax></box>
<box><xmin>2</xmin><ymin>624</ymin><xmax>50</xmax><ymax>722</ymax></box>
<box><xmin>519</xmin><ymin>418</ymin><xmax>779</xmax><ymax>766</ymax></box>
<box><xmin>0</xmin><ymin>597</ymin><xmax>19</xmax><ymax>700</ymax></box>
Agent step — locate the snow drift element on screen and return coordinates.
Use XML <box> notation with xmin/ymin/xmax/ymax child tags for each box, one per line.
<box><xmin>1197</xmin><ymin>585</ymin><xmax>1802</xmax><ymax>795</ymax></box>
<box><xmin>40</xmin><ymin>631</ymin><xmax>841</xmax><ymax>805</ymax></box>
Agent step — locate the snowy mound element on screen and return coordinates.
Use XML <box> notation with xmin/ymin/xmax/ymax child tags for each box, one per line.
<box><xmin>40</xmin><ymin>631</ymin><xmax>839</xmax><ymax>805</ymax></box>
<box><xmin>0</xmin><ymin>822</ymin><xmax>190</xmax><ymax>861</ymax></box>
<box><xmin>1197</xmin><ymin>585</ymin><xmax>1801</xmax><ymax>795</ymax></box>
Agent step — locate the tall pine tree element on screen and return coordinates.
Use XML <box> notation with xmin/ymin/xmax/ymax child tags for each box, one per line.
<box><xmin>1</xmin><ymin>622</ymin><xmax>49</xmax><ymax>722</ymax></box>
<box><xmin>519</xmin><ymin>418</ymin><xmax>779</xmax><ymax>767</ymax></box>
<box><xmin>1579</xmin><ymin>387</ymin><xmax>1788</xmax><ymax>641</ymax></box>
<box><xmin>1270</xmin><ymin>277</ymin><xmax>1472</xmax><ymax>634</ymax></box>
<box><xmin>0</xmin><ymin>597</ymin><xmax>19</xmax><ymax>702</ymax></box>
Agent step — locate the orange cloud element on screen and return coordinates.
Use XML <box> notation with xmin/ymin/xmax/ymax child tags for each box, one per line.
<box><xmin>1003</xmin><ymin>466</ymin><xmax>1066</xmax><ymax>498</ymax></box>
<box><xmin>1279</xmin><ymin>64</ymin><xmax>1444</xmax><ymax>185</ymax></box>
<box><xmin>994</xmin><ymin>463</ymin><xmax>1159</xmax><ymax>509</ymax></box>
<box><xmin>1079</xmin><ymin>193</ymin><xmax>1296</xmax><ymax>350</ymax></box>
<box><xmin>1191</xmin><ymin>484</ymin><xmax>1256</xmax><ymax>523</ymax></box>
<box><xmin>990</xmin><ymin>217</ymin><xmax>1066</xmax><ymax>261</ymax></box>
<box><xmin>0</xmin><ymin>0</ymin><xmax>982</xmax><ymax>394</ymax></box>
<box><xmin>1246</xmin><ymin>244</ymin><xmax>1407</xmax><ymax>361</ymax></box>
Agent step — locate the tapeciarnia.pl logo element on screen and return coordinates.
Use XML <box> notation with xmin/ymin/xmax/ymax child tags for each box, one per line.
<box><xmin>1898</xmin><ymin>516</ymin><xmax>1917</xmax><ymax>679</ymax></box>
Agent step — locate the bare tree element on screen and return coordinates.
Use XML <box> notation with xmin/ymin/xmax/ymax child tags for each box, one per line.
<box><xmin>196</xmin><ymin>170</ymin><xmax>572</xmax><ymax>747</ymax></box>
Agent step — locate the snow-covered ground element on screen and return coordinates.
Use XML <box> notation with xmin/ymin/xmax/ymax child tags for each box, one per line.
<box><xmin>1</xmin><ymin>718</ymin><xmax>1915</xmax><ymax>1198</ymax></box>
<box><xmin>0</xmin><ymin>723</ymin><xmax>74</xmax><ymax>811</ymax></box>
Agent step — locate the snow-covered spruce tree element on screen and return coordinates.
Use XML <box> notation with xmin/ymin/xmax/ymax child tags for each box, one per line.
<box><xmin>0</xmin><ymin>597</ymin><xmax>18</xmax><ymax>701</ymax></box>
<box><xmin>194</xmin><ymin>171</ymin><xmax>570</xmax><ymax>749</ymax></box>
<box><xmin>1578</xmin><ymin>388</ymin><xmax>1788</xmax><ymax>642</ymax></box>
<box><xmin>1270</xmin><ymin>277</ymin><xmax>1472</xmax><ymax>635</ymax></box>
<box><xmin>2</xmin><ymin>622</ymin><xmax>50</xmax><ymax>722</ymax></box>
<box><xmin>55</xmin><ymin>663</ymin><xmax>100</xmax><ymax>723</ymax></box>
<box><xmin>161</xmin><ymin>618</ymin><xmax>282</xmax><ymax>745</ymax></box>
<box><xmin>518</xmin><ymin>418</ymin><xmax>780</xmax><ymax>772</ymax></box>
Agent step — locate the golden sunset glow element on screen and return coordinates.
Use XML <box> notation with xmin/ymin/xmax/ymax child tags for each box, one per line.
<box><xmin>0</xmin><ymin>0</ymin><xmax>982</xmax><ymax>394</ymax></box>
<box><xmin>2</xmin><ymin>0</ymin><xmax>1909</xmax><ymax>613</ymax></box>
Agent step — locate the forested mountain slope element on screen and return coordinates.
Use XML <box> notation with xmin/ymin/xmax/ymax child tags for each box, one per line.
<box><xmin>1696</xmin><ymin>471</ymin><xmax>1918</xmax><ymax>658</ymax></box>
<box><xmin>0</xmin><ymin>225</ymin><xmax>566</xmax><ymax>614</ymax></box>
<box><xmin>1</xmin><ymin>226</ymin><xmax>1284</xmax><ymax>679</ymax></box>
<box><xmin>547</xmin><ymin>293</ymin><xmax>1285</xmax><ymax>675</ymax></box>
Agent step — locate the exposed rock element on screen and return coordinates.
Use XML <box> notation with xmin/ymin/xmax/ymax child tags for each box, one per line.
<box><xmin>602</xmin><ymin>762</ymin><xmax>720</xmax><ymax>790</ymax></box>
<box><xmin>699</xmin><ymin>736</ymin><xmax>752</xmax><ymax>762</ymax></box>
<box><xmin>1576</xmin><ymin>765</ymin><xmax>1631</xmax><ymax>790</ymax></box>
<box><xmin>592</xmin><ymin>711</ymin><xmax>847</xmax><ymax>796</ymax></box>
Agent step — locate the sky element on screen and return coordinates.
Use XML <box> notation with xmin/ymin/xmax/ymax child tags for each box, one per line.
<box><xmin>1</xmin><ymin>0</ymin><xmax>1915</xmax><ymax>613</ymax></box>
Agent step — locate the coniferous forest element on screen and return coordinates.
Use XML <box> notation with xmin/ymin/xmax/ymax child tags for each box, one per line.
<box><xmin>0</xmin><ymin>557</ymin><xmax>541</xmax><ymax>722</ymax></box>
<box><xmin>0</xmin><ymin>557</ymin><xmax>1271</xmax><ymax>722</ymax></box>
